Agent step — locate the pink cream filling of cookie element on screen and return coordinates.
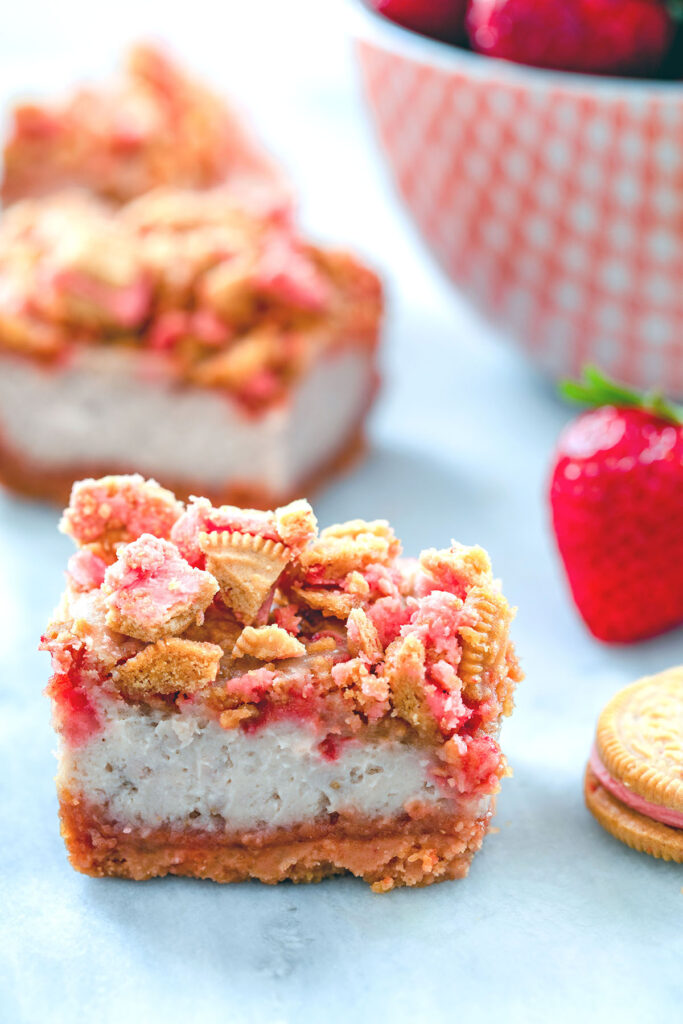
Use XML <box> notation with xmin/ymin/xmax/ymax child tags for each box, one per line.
<box><xmin>589</xmin><ymin>745</ymin><xmax>683</xmax><ymax>830</ymax></box>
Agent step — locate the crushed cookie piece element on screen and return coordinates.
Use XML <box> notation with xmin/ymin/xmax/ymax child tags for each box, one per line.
<box><xmin>344</xmin><ymin>570</ymin><xmax>370</xmax><ymax>598</ymax></box>
<box><xmin>181</xmin><ymin>605</ymin><xmax>243</xmax><ymax>654</ymax></box>
<box><xmin>60</xmin><ymin>474</ymin><xmax>183</xmax><ymax>555</ymax></box>
<box><xmin>383</xmin><ymin>633</ymin><xmax>437</xmax><ymax>739</ymax></box>
<box><xmin>290</xmin><ymin>584</ymin><xmax>359</xmax><ymax>620</ymax></box>
<box><xmin>171</xmin><ymin>497</ymin><xmax>279</xmax><ymax>568</ymax></box>
<box><xmin>458</xmin><ymin>586</ymin><xmax>513</xmax><ymax>701</ymax></box>
<box><xmin>273</xmin><ymin>604</ymin><xmax>302</xmax><ymax>635</ymax></box>
<box><xmin>103</xmin><ymin>534</ymin><xmax>218</xmax><ymax>642</ymax></box>
<box><xmin>300</xmin><ymin>519</ymin><xmax>401</xmax><ymax>583</ymax></box>
<box><xmin>219</xmin><ymin>705</ymin><xmax>259</xmax><ymax>729</ymax></box>
<box><xmin>346</xmin><ymin>607</ymin><xmax>383</xmax><ymax>664</ymax></box>
<box><xmin>438</xmin><ymin>735</ymin><xmax>467</xmax><ymax>766</ymax></box>
<box><xmin>331</xmin><ymin>657</ymin><xmax>390</xmax><ymax>719</ymax></box>
<box><xmin>305</xmin><ymin>636</ymin><xmax>338</xmax><ymax>655</ymax></box>
<box><xmin>254</xmin><ymin>230</ymin><xmax>330</xmax><ymax>311</ymax></box>
<box><xmin>199</xmin><ymin>252</ymin><xmax>258</xmax><ymax>321</ymax></box>
<box><xmin>200</xmin><ymin>530</ymin><xmax>290</xmax><ymax>624</ymax></box>
<box><xmin>320</xmin><ymin>518</ymin><xmax>398</xmax><ymax>546</ymax></box>
<box><xmin>274</xmin><ymin>498</ymin><xmax>318</xmax><ymax>552</ymax></box>
<box><xmin>232</xmin><ymin>624</ymin><xmax>306</xmax><ymax>661</ymax></box>
<box><xmin>204</xmin><ymin>665</ymin><xmax>276</xmax><ymax>715</ymax></box>
<box><xmin>402</xmin><ymin>590</ymin><xmax>464</xmax><ymax>666</ymax></box>
<box><xmin>369</xmin><ymin>595</ymin><xmax>412</xmax><ymax>649</ymax></box>
<box><xmin>419</xmin><ymin>544</ymin><xmax>493</xmax><ymax>596</ymax></box>
<box><xmin>191</xmin><ymin>328</ymin><xmax>278</xmax><ymax>390</ymax></box>
<box><xmin>66</xmin><ymin>548</ymin><xmax>107</xmax><ymax>591</ymax></box>
<box><xmin>113</xmin><ymin>637</ymin><xmax>222</xmax><ymax>699</ymax></box>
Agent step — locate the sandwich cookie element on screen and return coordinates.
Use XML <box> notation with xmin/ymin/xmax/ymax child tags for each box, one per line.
<box><xmin>585</xmin><ymin>666</ymin><xmax>683</xmax><ymax>862</ymax></box>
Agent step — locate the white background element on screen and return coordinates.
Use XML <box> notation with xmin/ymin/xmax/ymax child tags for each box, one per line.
<box><xmin>0</xmin><ymin>2</ymin><xmax>681</xmax><ymax>1022</ymax></box>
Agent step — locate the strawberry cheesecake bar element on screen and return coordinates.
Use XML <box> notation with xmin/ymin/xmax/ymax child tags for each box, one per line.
<box><xmin>2</xmin><ymin>45</ymin><xmax>286</xmax><ymax>212</ymax></box>
<box><xmin>41</xmin><ymin>475</ymin><xmax>522</xmax><ymax>889</ymax></box>
<box><xmin>0</xmin><ymin>187</ymin><xmax>381</xmax><ymax>506</ymax></box>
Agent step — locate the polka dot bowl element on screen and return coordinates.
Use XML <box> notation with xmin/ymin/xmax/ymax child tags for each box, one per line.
<box><xmin>351</xmin><ymin>2</ymin><xmax>683</xmax><ymax>393</ymax></box>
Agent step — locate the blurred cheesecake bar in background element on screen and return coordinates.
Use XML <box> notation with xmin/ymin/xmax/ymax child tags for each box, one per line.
<box><xmin>42</xmin><ymin>475</ymin><xmax>522</xmax><ymax>889</ymax></box>
<box><xmin>2</xmin><ymin>45</ymin><xmax>288</xmax><ymax>213</ymax></box>
<box><xmin>0</xmin><ymin>48</ymin><xmax>382</xmax><ymax>507</ymax></box>
<box><xmin>0</xmin><ymin>188</ymin><xmax>381</xmax><ymax>506</ymax></box>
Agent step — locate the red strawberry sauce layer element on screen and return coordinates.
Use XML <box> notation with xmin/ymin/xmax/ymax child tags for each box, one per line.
<box><xmin>43</xmin><ymin>644</ymin><xmax>101</xmax><ymax>747</ymax></box>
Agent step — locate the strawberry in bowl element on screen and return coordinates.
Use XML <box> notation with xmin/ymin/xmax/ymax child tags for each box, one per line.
<box><xmin>367</xmin><ymin>0</ymin><xmax>681</xmax><ymax>76</ymax></box>
<box><xmin>549</xmin><ymin>367</ymin><xmax>683</xmax><ymax>643</ymax></box>
<box><xmin>369</xmin><ymin>1</ymin><xmax>469</xmax><ymax>41</ymax></box>
<box><xmin>352</xmin><ymin>1</ymin><xmax>683</xmax><ymax>394</ymax></box>
<box><xmin>466</xmin><ymin>0</ymin><xmax>679</xmax><ymax>77</ymax></box>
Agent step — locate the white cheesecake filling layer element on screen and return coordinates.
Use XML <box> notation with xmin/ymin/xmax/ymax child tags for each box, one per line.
<box><xmin>58</xmin><ymin>704</ymin><xmax>486</xmax><ymax>831</ymax></box>
<box><xmin>0</xmin><ymin>344</ymin><xmax>372</xmax><ymax>492</ymax></box>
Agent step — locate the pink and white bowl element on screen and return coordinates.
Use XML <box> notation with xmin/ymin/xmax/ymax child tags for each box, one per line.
<box><xmin>350</xmin><ymin>2</ymin><xmax>683</xmax><ymax>394</ymax></box>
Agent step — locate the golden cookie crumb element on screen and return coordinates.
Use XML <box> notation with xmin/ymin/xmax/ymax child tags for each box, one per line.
<box><xmin>200</xmin><ymin>530</ymin><xmax>290</xmax><ymax>624</ymax></box>
<box><xmin>113</xmin><ymin>638</ymin><xmax>222</xmax><ymax>699</ymax></box>
<box><xmin>232</xmin><ymin>624</ymin><xmax>306</xmax><ymax>661</ymax></box>
<box><xmin>275</xmin><ymin>498</ymin><xmax>318</xmax><ymax>551</ymax></box>
<box><xmin>347</xmin><ymin>607</ymin><xmax>383</xmax><ymax>664</ymax></box>
<box><xmin>219</xmin><ymin>705</ymin><xmax>259</xmax><ymax>730</ymax></box>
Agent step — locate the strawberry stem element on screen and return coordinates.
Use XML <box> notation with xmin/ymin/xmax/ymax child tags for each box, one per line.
<box><xmin>667</xmin><ymin>0</ymin><xmax>683</xmax><ymax>23</ymax></box>
<box><xmin>560</xmin><ymin>365</ymin><xmax>683</xmax><ymax>426</ymax></box>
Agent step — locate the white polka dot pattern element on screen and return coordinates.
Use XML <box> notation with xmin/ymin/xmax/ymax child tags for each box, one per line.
<box><xmin>356</xmin><ymin>42</ymin><xmax>683</xmax><ymax>394</ymax></box>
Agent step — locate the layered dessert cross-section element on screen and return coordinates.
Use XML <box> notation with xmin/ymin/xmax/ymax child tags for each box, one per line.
<box><xmin>0</xmin><ymin>187</ymin><xmax>381</xmax><ymax>506</ymax></box>
<box><xmin>0</xmin><ymin>46</ymin><xmax>380</xmax><ymax>506</ymax></box>
<box><xmin>42</xmin><ymin>475</ymin><xmax>522</xmax><ymax>890</ymax></box>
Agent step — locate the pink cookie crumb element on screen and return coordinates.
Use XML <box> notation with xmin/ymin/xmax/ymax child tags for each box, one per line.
<box><xmin>255</xmin><ymin>231</ymin><xmax>329</xmax><ymax>311</ymax></box>
<box><xmin>459</xmin><ymin>735</ymin><xmax>503</xmax><ymax>795</ymax></box>
<box><xmin>273</xmin><ymin>604</ymin><xmax>302</xmax><ymax>635</ymax></box>
<box><xmin>360</xmin><ymin>562</ymin><xmax>404</xmax><ymax>600</ymax></box>
<box><xmin>401</xmin><ymin>591</ymin><xmax>464</xmax><ymax>665</ymax></box>
<box><xmin>147</xmin><ymin>310</ymin><xmax>191</xmax><ymax>351</ymax></box>
<box><xmin>66</xmin><ymin>549</ymin><xmax>107</xmax><ymax>591</ymax></box>
<box><xmin>237</xmin><ymin>368</ymin><xmax>280</xmax><ymax>405</ymax></box>
<box><xmin>190</xmin><ymin>308</ymin><xmax>231</xmax><ymax>345</ymax></box>
<box><xmin>103</xmin><ymin>533</ymin><xmax>218</xmax><ymax>641</ymax></box>
<box><xmin>49</xmin><ymin>268</ymin><xmax>152</xmax><ymax>328</ymax></box>
<box><xmin>426</xmin><ymin>660</ymin><xmax>471</xmax><ymax>734</ymax></box>
<box><xmin>331</xmin><ymin>658</ymin><xmax>390</xmax><ymax>720</ymax></box>
<box><xmin>224</xmin><ymin>666</ymin><xmax>277</xmax><ymax>704</ymax></box>
<box><xmin>368</xmin><ymin>595</ymin><xmax>411</xmax><ymax>649</ymax></box>
<box><xmin>61</xmin><ymin>474</ymin><xmax>183</xmax><ymax>548</ymax></box>
<box><xmin>148</xmin><ymin>309</ymin><xmax>231</xmax><ymax>351</ymax></box>
<box><xmin>440</xmin><ymin>734</ymin><xmax>503</xmax><ymax>796</ymax></box>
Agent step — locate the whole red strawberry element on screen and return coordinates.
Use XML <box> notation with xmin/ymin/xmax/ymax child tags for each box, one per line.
<box><xmin>368</xmin><ymin>0</ymin><xmax>469</xmax><ymax>42</ymax></box>
<box><xmin>466</xmin><ymin>0</ymin><xmax>676</xmax><ymax>75</ymax></box>
<box><xmin>550</xmin><ymin>368</ymin><xmax>683</xmax><ymax>643</ymax></box>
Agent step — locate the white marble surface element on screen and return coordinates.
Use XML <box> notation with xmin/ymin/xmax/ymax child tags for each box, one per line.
<box><xmin>0</xmin><ymin>3</ymin><xmax>681</xmax><ymax>1022</ymax></box>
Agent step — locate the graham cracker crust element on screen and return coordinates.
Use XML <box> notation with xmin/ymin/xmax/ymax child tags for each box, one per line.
<box><xmin>59</xmin><ymin>791</ymin><xmax>490</xmax><ymax>890</ymax></box>
<box><xmin>0</xmin><ymin>423</ymin><xmax>366</xmax><ymax>510</ymax></box>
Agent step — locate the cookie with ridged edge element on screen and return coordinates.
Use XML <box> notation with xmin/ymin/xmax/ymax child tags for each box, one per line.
<box><xmin>584</xmin><ymin>765</ymin><xmax>683</xmax><ymax>862</ymax></box>
<box><xmin>199</xmin><ymin>530</ymin><xmax>290</xmax><ymax>624</ymax></box>
<box><xmin>585</xmin><ymin>667</ymin><xmax>683</xmax><ymax>862</ymax></box>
